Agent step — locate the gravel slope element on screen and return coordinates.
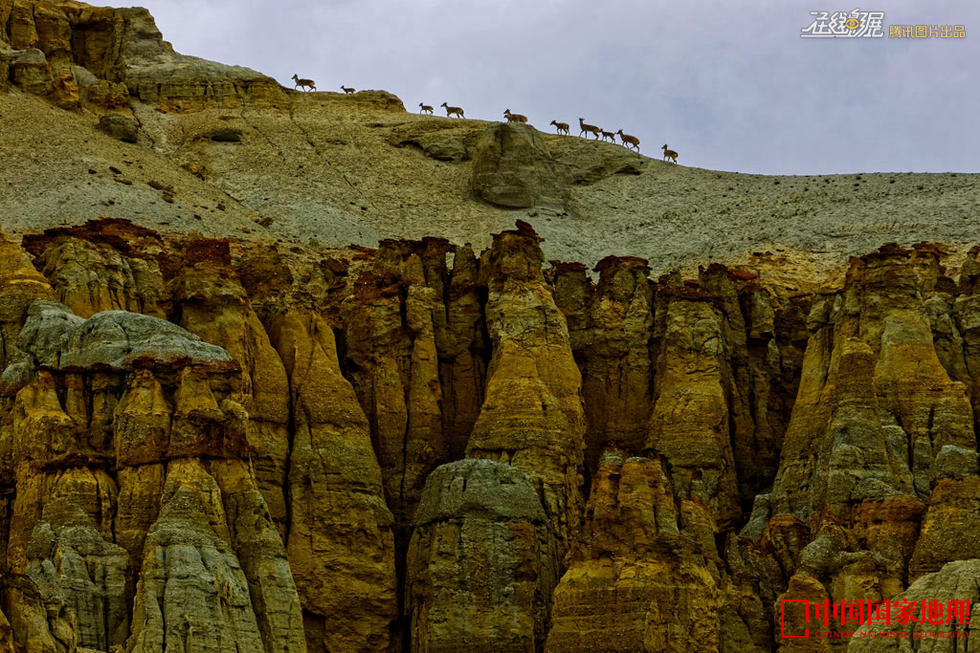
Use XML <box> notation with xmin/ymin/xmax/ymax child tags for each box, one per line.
<box><xmin>1</xmin><ymin>87</ymin><xmax>977</xmax><ymax>276</ymax></box>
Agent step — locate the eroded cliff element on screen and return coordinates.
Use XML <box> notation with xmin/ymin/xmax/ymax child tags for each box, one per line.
<box><xmin>2</xmin><ymin>2</ymin><xmax>980</xmax><ymax>652</ymax></box>
<box><xmin>0</xmin><ymin>217</ymin><xmax>977</xmax><ymax>653</ymax></box>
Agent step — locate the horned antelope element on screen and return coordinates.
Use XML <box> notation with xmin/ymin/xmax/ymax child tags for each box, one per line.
<box><xmin>419</xmin><ymin>103</ymin><xmax>434</xmax><ymax>114</ymax></box>
<box><xmin>662</xmin><ymin>144</ymin><xmax>678</xmax><ymax>163</ymax></box>
<box><xmin>504</xmin><ymin>109</ymin><xmax>528</xmax><ymax>123</ymax></box>
<box><xmin>291</xmin><ymin>74</ymin><xmax>316</xmax><ymax>91</ymax></box>
<box><xmin>616</xmin><ymin>129</ymin><xmax>640</xmax><ymax>152</ymax></box>
<box><xmin>600</xmin><ymin>129</ymin><xmax>616</xmax><ymax>142</ymax></box>
<box><xmin>341</xmin><ymin>85</ymin><xmax>356</xmax><ymax>94</ymax></box>
<box><xmin>578</xmin><ymin>117</ymin><xmax>600</xmax><ymax>139</ymax></box>
<box><xmin>550</xmin><ymin>120</ymin><xmax>569</xmax><ymax>135</ymax></box>
<box><xmin>441</xmin><ymin>102</ymin><xmax>465</xmax><ymax>118</ymax></box>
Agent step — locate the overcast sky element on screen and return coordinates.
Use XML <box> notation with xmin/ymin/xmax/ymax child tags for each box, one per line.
<box><xmin>134</xmin><ymin>0</ymin><xmax>979</xmax><ymax>175</ymax></box>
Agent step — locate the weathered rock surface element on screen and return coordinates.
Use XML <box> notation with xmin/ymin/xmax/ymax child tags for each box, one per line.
<box><xmin>550</xmin><ymin>256</ymin><xmax>654</xmax><ymax>468</ymax></box>
<box><xmin>471</xmin><ymin>122</ymin><xmax>563</xmax><ymax>209</ymax></box>
<box><xmin>646</xmin><ymin>283</ymin><xmax>743</xmax><ymax>529</ymax></box>
<box><xmin>757</xmin><ymin>245</ymin><xmax>980</xmax><ymax>652</ymax></box>
<box><xmin>550</xmin><ymin>135</ymin><xmax>645</xmax><ymax>183</ymax></box>
<box><xmin>269</xmin><ymin>307</ymin><xmax>398</xmax><ymax>653</ymax></box>
<box><xmin>772</xmin><ymin>246</ymin><xmax>973</xmax><ymax>524</ymax></box>
<box><xmin>0</xmin><ymin>0</ymin><xmax>285</xmax><ymax>111</ymax></box>
<box><xmin>0</xmin><ymin>229</ymin><xmax>53</xmax><ymax>369</ymax></box>
<box><xmin>341</xmin><ymin>239</ymin><xmax>447</xmax><ymax>547</ymax></box>
<box><xmin>388</xmin><ymin>122</ymin><xmax>471</xmax><ymax>162</ymax></box>
<box><xmin>0</xmin><ymin>291</ymin><xmax>306</xmax><ymax>651</ymax></box>
<box><xmin>169</xmin><ymin>241</ymin><xmax>292</xmax><ymax>532</ymax></box>
<box><xmin>26</xmin><ymin>231</ymin><xmax>168</xmax><ymax>319</ymax></box>
<box><xmin>469</xmin><ymin>121</ymin><xmax>644</xmax><ymax>210</ymax></box>
<box><xmin>849</xmin><ymin>559</ymin><xmax>980</xmax><ymax>652</ymax></box>
<box><xmin>11</xmin><ymin>300</ymin><xmax>232</xmax><ymax>373</ymax></box>
<box><xmin>406</xmin><ymin>459</ymin><xmax>559</xmax><ymax>652</ymax></box>
<box><xmin>127</xmin><ymin>459</ymin><xmax>268</xmax><ymax>653</ymax></box>
<box><xmin>546</xmin><ymin>453</ymin><xmax>724</xmax><ymax>653</ymax></box>
<box><xmin>551</xmin><ymin>259</ymin><xmax>803</xmax><ymax>515</ymax></box>
<box><xmin>97</xmin><ymin>114</ymin><xmax>139</xmax><ymax>143</ymax></box>
<box><xmin>437</xmin><ymin>242</ymin><xmax>488</xmax><ymax>461</ymax></box>
<box><xmin>3</xmin><ymin>215</ymin><xmax>980</xmax><ymax>653</ymax></box>
<box><xmin>466</xmin><ymin>223</ymin><xmax>586</xmax><ymax>556</ymax></box>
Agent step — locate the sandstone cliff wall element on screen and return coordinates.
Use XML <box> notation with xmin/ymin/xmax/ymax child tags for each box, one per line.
<box><xmin>0</xmin><ymin>218</ymin><xmax>978</xmax><ymax>653</ymax></box>
<box><xmin>0</xmin><ymin>0</ymin><xmax>284</xmax><ymax>111</ymax></box>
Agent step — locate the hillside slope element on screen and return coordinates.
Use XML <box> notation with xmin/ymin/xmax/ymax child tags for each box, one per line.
<box><xmin>0</xmin><ymin>0</ymin><xmax>977</xmax><ymax>273</ymax></box>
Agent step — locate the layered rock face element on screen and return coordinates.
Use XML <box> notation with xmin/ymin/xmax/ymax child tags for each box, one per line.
<box><xmin>269</xmin><ymin>308</ymin><xmax>397</xmax><ymax>653</ymax></box>
<box><xmin>550</xmin><ymin>256</ymin><xmax>654</xmax><ymax>469</ymax></box>
<box><xmin>340</xmin><ymin>239</ymin><xmax>448</xmax><ymax>541</ymax></box>
<box><xmin>545</xmin><ymin>452</ymin><xmax>724</xmax><ymax>653</ymax></box>
<box><xmin>752</xmin><ymin>245</ymin><xmax>980</xmax><ymax>652</ymax></box>
<box><xmin>2</xmin><ymin>219</ymin><xmax>980</xmax><ymax>653</ymax></box>
<box><xmin>0</xmin><ymin>300</ymin><xmax>305</xmax><ymax>653</ymax></box>
<box><xmin>465</xmin><ymin>223</ymin><xmax>587</xmax><ymax>556</ymax></box>
<box><xmin>470</xmin><ymin>123</ymin><xmax>563</xmax><ymax>209</ymax></box>
<box><xmin>406</xmin><ymin>459</ymin><xmax>558</xmax><ymax>652</ymax></box>
<box><xmin>0</xmin><ymin>223</ymin><xmax>398</xmax><ymax>653</ymax></box>
<box><xmin>0</xmin><ymin>0</ymin><xmax>284</xmax><ymax>113</ymax></box>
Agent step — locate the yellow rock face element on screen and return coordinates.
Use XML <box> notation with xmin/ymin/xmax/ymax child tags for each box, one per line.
<box><xmin>1</xmin><ymin>0</ymin><xmax>285</xmax><ymax>112</ymax></box>
<box><xmin>0</xmin><ymin>229</ymin><xmax>53</xmax><ymax>370</ymax></box>
<box><xmin>341</xmin><ymin>239</ymin><xmax>446</xmax><ymax>538</ymax></box>
<box><xmin>406</xmin><ymin>459</ymin><xmax>559</xmax><ymax>652</ymax></box>
<box><xmin>169</xmin><ymin>250</ymin><xmax>292</xmax><ymax>532</ymax></box>
<box><xmin>546</xmin><ymin>454</ymin><xmax>724</xmax><ymax>653</ymax></box>
<box><xmin>4</xmin><ymin>212</ymin><xmax>980</xmax><ymax>653</ymax></box>
<box><xmin>269</xmin><ymin>307</ymin><xmax>397</xmax><ymax>653</ymax></box>
<box><xmin>466</xmin><ymin>225</ymin><xmax>587</xmax><ymax>556</ymax></box>
<box><xmin>550</xmin><ymin>256</ymin><xmax>654</xmax><ymax>468</ymax></box>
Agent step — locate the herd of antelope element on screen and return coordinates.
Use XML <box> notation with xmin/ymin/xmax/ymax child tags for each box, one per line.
<box><xmin>289</xmin><ymin>73</ymin><xmax>678</xmax><ymax>162</ymax></box>
<box><xmin>429</xmin><ymin>105</ymin><xmax>677</xmax><ymax>162</ymax></box>
<box><xmin>435</xmin><ymin>105</ymin><xmax>677</xmax><ymax>161</ymax></box>
<box><xmin>291</xmin><ymin>74</ymin><xmax>358</xmax><ymax>96</ymax></box>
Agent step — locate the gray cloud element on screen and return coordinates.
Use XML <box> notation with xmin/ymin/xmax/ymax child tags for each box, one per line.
<box><xmin>137</xmin><ymin>0</ymin><xmax>979</xmax><ymax>174</ymax></box>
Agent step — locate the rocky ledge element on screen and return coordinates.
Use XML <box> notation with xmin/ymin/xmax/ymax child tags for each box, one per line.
<box><xmin>0</xmin><ymin>0</ymin><xmax>285</xmax><ymax>112</ymax></box>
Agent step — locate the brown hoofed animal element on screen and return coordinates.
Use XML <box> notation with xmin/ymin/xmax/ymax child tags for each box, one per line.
<box><xmin>600</xmin><ymin>129</ymin><xmax>616</xmax><ymax>142</ymax></box>
<box><xmin>291</xmin><ymin>74</ymin><xmax>316</xmax><ymax>91</ymax></box>
<box><xmin>662</xmin><ymin>143</ymin><xmax>678</xmax><ymax>163</ymax></box>
<box><xmin>419</xmin><ymin>103</ymin><xmax>434</xmax><ymax>114</ymax></box>
<box><xmin>578</xmin><ymin>117</ymin><xmax>600</xmax><ymax>139</ymax></box>
<box><xmin>341</xmin><ymin>85</ymin><xmax>356</xmax><ymax>94</ymax></box>
<box><xmin>616</xmin><ymin>129</ymin><xmax>640</xmax><ymax>152</ymax></box>
<box><xmin>550</xmin><ymin>120</ymin><xmax>569</xmax><ymax>135</ymax></box>
<box><xmin>441</xmin><ymin>102</ymin><xmax>465</xmax><ymax>118</ymax></box>
<box><xmin>504</xmin><ymin>109</ymin><xmax>528</xmax><ymax>123</ymax></box>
